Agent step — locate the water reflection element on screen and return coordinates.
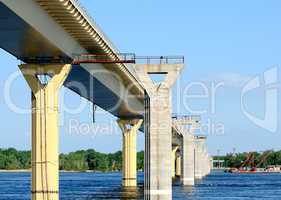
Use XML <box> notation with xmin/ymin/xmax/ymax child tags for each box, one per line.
<box><xmin>180</xmin><ymin>186</ymin><xmax>196</xmax><ymax>197</ymax></box>
<box><xmin>121</xmin><ymin>186</ymin><xmax>143</xmax><ymax>200</ymax></box>
<box><xmin>172</xmin><ymin>177</ymin><xmax>196</xmax><ymax>199</ymax></box>
<box><xmin>84</xmin><ymin>186</ymin><xmax>143</xmax><ymax>200</ymax></box>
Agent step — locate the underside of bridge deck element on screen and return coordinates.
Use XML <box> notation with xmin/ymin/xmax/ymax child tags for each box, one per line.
<box><xmin>0</xmin><ymin>1</ymin><xmax>144</xmax><ymax>119</ymax></box>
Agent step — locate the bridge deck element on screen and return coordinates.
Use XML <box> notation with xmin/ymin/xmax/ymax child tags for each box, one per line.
<box><xmin>0</xmin><ymin>0</ymin><xmax>144</xmax><ymax>118</ymax></box>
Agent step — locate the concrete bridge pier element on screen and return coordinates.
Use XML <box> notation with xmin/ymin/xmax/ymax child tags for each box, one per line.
<box><xmin>194</xmin><ymin>136</ymin><xmax>206</xmax><ymax>180</ymax></box>
<box><xmin>135</xmin><ymin>64</ymin><xmax>183</xmax><ymax>200</ymax></box>
<box><xmin>172</xmin><ymin>146</ymin><xmax>179</xmax><ymax>178</ymax></box>
<box><xmin>195</xmin><ymin>145</ymin><xmax>203</xmax><ymax>179</ymax></box>
<box><xmin>175</xmin><ymin>155</ymin><xmax>182</xmax><ymax>177</ymax></box>
<box><xmin>19</xmin><ymin>64</ymin><xmax>71</xmax><ymax>200</ymax></box>
<box><xmin>207</xmin><ymin>155</ymin><xmax>211</xmax><ymax>175</ymax></box>
<box><xmin>203</xmin><ymin>151</ymin><xmax>211</xmax><ymax>176</ymax></box>
<box><xmin>172</xmin><ymin>116</ymin><xmax>199</xmax><ymax>186</ymax></box>
<box><xmin>201</xmin><ymin>150</ymin><xmax>207</xmax><ymax>177</ymax></box>
<box><xmin>208</xmin><ymin>156</ymin><xmax>213</xmax><ymax>174</ymax></box>
<box><xmin>204</xmin><ymin>150</ymin><xmax>210</xmax><ymax>177</ymax></box>
<box><xmin>117</xmin><ymin>119</ymin><xmax>143</xmax><ymax>188</ymax></box>
<box><xmin>181</xmin><ymin>133</ymin><xmax>195</xmax><ymax>186</ymax></box>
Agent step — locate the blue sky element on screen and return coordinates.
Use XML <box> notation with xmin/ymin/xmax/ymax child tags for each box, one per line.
<box><xmin>0</xmin><ymin>0</ymin><xmax>280</xmax><ymax>155</ymax></box>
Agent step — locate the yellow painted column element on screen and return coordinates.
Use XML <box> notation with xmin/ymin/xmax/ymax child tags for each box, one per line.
<box><xmin>117</xmin><ymin>119</ymin><xmax>143</xmax><ymax>187</ymax></box>
<box><xmin>19</xmin><ymin>64</ymin><xmax>71</xmax><ymax>200</ymax></box>
<box><xmin>171</xmin><ymin>146</ymin><xmax>179</xmax><ymax>178</ymax></box>
<box><xmin>176</xmin><ymin>155</ymin><xmax>181</xmax><ymax>177</ymax></box>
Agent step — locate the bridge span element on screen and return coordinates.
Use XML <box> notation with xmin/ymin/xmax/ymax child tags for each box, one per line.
<box><xmin>0</xmin><ymin>0</ymin><xmax>144</xmax><ymax>118</ymax></box>
<box><xmin>0</xmin><ymin>0</ymin><xmax>211</xmax><ymax>199</ymax></box>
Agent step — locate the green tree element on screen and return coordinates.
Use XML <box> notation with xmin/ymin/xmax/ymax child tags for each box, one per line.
<box><xmin>0</xmin><ymin>148</ymin><xmax>145</xmax><ymax>172</ymax></box>
<box><xmin>137</xmin><ymin>151</ymin><xmax>144</xmax><ymax>171</ymax></box>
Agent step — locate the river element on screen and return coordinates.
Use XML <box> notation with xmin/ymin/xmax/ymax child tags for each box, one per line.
<box><xmin>0</xmin><ymin>171</ymin><xmax>281</xmax><ymax>199</ymax></box>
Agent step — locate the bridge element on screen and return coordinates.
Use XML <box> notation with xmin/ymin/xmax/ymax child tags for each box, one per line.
<box><xmin>0</xmin><ymin>0</ymin><xmax>212</xmax><ymax>199</ymax></box>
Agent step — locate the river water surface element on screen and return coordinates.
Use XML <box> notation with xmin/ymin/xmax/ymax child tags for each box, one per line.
<box><xmin>0</xmin><ymin>171</ymin><xmax>281</xmax><ymax>199</ymax></box>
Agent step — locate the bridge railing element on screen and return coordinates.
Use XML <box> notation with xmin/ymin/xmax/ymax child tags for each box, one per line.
<box><xmin>72</xmin><ymin>53</ymin><xmax>136</xmax><ymax>64</ymax></box>
<box><xmin>135</xmin><ymin>56</ymin><xmax>185</xmax><ymax>65</ymax></box>
<box><xmin>172</xmin><ymin>114</ymin><xmax>201</xmax><ymax>122</ymax></box>
<box><xmin>72</xmin><ymin>54</ymin><xmax>185</xmax><ymax>65</ymax></box>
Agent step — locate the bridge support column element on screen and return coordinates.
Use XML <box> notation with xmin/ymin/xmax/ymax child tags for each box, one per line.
<box><xmin>204</xmin><ymin>151</ymin><xmax>209</xmax><ymax>176</ymax></box>
<box><xmin>208</xmin><ymin>156</ymin><xmax>213</xmax><ymax>174</ymax></box>
<box><xmin>19</xmin><ymin>64</ymin><xmax>71</xmax><ymax>200</ymax></box>
<box><xmin>181</xmin><ymin>134</ymin><xmax>195</xmax><ymax>186</ymax></box>
<box><xmin>171</xmin><ymin>146</ymin><xmax>179</xmax><ymax>178</ymax></box>
<box><xmin>175</xmin><ymin>155</ymin><xmax>181</xmax><ymax>177</ymax></box>
<box><xmin>195</xmin><ymin>144</ymin><xmax>202</xmax><ymax>179</ymax></box>
<box><xmin>203</xmin><ymin>151</ymin><xmax>211</xmax><ymax>176</ymax></box>
<box><xmin>194</xmin><ymin>136</ymin><xmax>206</xmax><ymax>180</ymax></box>
<box><xmin>136</xmin><ymin>64</ymin><xmax>183</xmax><ymax>200</ymax></box>
<box><xmin>118</xmin><ymin>119</ymin><xmax>143</xmax><ymax>188</ymax></box>
<box><xmin>201</xmin><ymin>151</ymin><xmax>207</xmax><ymax>177</ymax></box>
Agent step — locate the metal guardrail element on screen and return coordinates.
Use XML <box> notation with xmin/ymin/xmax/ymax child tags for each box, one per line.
<box><xmin>18</xmin><ymin>55</ymin><xmax>185</xmax><ymax>65</ymax></box>
<box><xmin>195</xmin><ymin>135</ymin><xmax>207</xmax><ymax>139</ymax></box>
<box><xmin>172</xmin><ymin>114</ymin><xmax>200</xmax><ymax>122</ymax></box>
<box><xmin>172</xmin><ymin>115</ymin><xmax>201</xmax><ymax>127</ymax></box>
<box><xmin>72</xmin><ymin>53</ymin><xmax>136</xmax><ymax>64</ymax></box>
<box><xmin>136</xmin><ymin>56</ymin><xmax>184</xmax><ymax>65</ymax></box>
<box><xmin>72</xmin><ymin>54</ymin><xmax>184</xmax><ymax>65</ymax></box>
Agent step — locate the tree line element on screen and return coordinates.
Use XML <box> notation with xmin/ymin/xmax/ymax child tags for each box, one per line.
<box><xmin>213</xmin><ymin>150</ymin><xmax>281</xmax><ymax>168</ymax></box>
<box><xmin>0</xmin><ymin>148</ymin><xmax>144</xmax><ymax>171</ymax></box>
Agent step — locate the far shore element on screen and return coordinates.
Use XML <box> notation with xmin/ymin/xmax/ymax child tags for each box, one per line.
<box><xmin>0</xmin><ymin>169</ymin><xmax>30</xmax><ymax>172</ymax></box>
<box><xmin>0</xmin><ymin>169</ymin><xmax>134</xmax><ymax>173</ymax></box>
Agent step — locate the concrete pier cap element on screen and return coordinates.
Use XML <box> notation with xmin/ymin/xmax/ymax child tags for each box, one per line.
<box><xmin>134</xmin><ymin>64</ymin><xmax>184</xmax><ymax>95</ymax></box>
